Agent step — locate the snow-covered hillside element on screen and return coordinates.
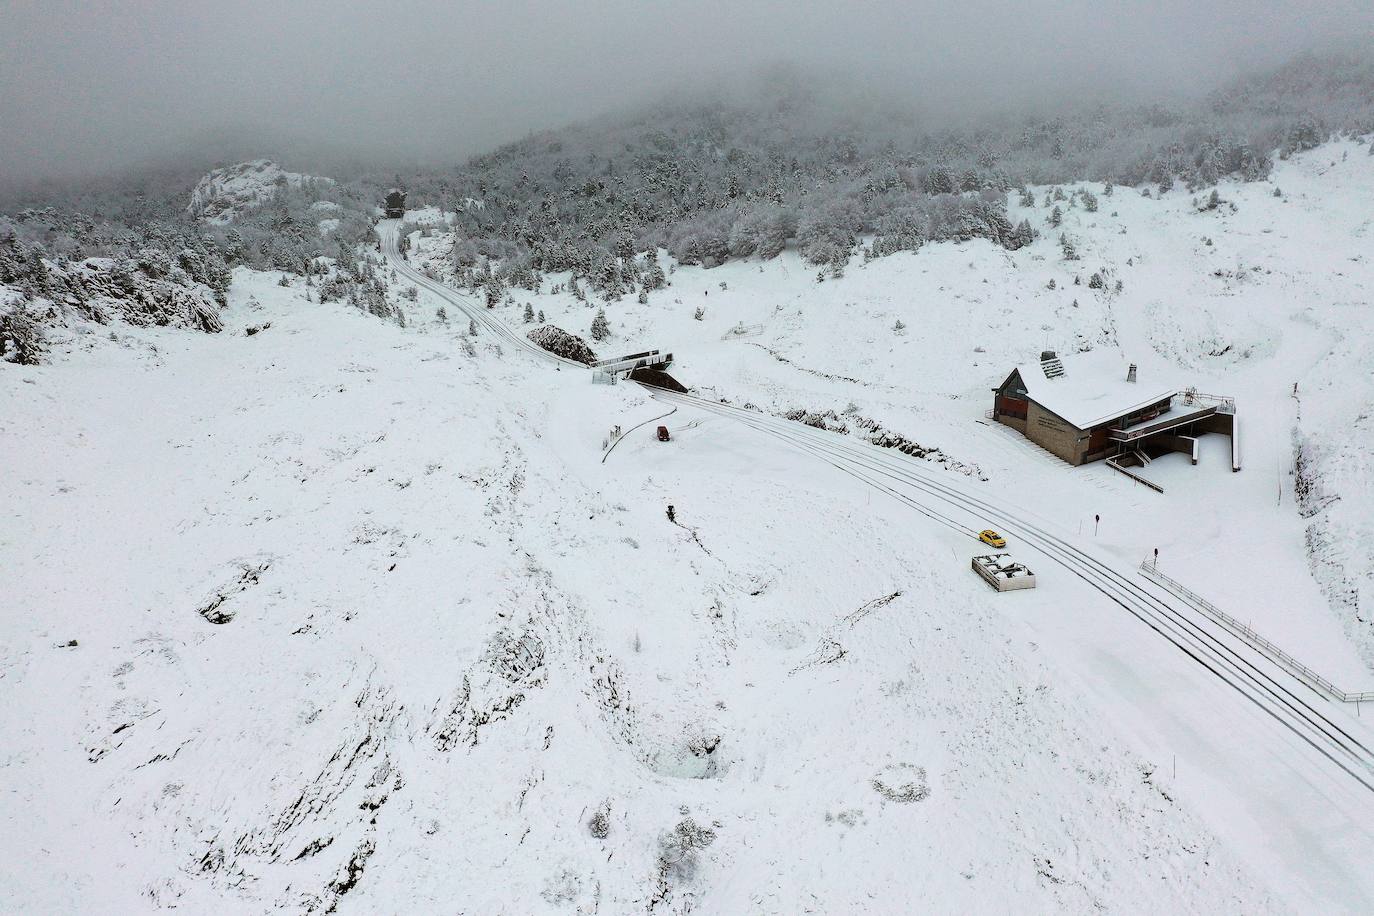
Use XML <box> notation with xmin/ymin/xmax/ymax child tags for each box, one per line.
<box><xmin>424</xmin><ymin>139</ymin><xmax>1374</xmax><ymax>678</ymax></box>
<box><xmin>4</xmin><ymin>140</ymin><xmax>1374</xmax><ymax>913</ymax></box>
<box><xmin>188</xmin><ymin>160</ymin><xmax>333</xmax><ymax>224</ymax></box>
<box><xmin>0</xmin><ymin>249</ymin><xmax>228</xmax><ymax>366</ymax></box>
<box><xmin>1</xmin><ymin>269</ymin><xmax>1288</xmax><ymax>914</ymax></box>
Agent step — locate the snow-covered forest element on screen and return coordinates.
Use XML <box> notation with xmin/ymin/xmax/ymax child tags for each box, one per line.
<box><xmin>419</xmin><ymin>53</ymin><xmax>1371</xmax><ymax>276</ymax></box>
<box><xmin>6</xmin><ymin>52</ymin><xmax>1374</xmax><ymax>365</ymax></box>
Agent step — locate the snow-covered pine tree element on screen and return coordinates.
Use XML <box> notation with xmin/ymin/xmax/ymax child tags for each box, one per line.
<box><xmin>1006</xmin><ymin>219</ymin><xmax>1035</xmax><ymax>250</ymax></box>
<box><xmin>590</xmin><ymin>308</ymin><xmax>609</xmax><ymax>340</ymax></box>
<box><xmin>0</xmin><ymin>309</ymin><xmax>46</xmax><ymax>365</ymax></box>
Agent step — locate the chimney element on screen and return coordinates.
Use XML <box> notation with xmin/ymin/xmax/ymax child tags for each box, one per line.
<box><xmin>1126</xmin><ymin>363</ymin><xmax>1137</xmax><ymax>383</ymax></box>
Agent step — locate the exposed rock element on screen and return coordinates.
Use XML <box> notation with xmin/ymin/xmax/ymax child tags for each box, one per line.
<box><xmin>74</xmin><ymin>258</ymin><xmax>223</xmax><ymax>332</ymax></box>
<box><xmin>188</xmin><ymin>160</ymin><xmax>334</xmax><ymax>225</ymax></box>
<box><xmin>526</xmin><ymin>325</ymin><xmax>597</xmax><ymax>365</ymax></box>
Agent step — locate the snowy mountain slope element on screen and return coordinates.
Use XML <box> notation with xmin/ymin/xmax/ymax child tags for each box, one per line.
<box><xmin>442</xmin><ymin>139</ymin><xmax>1374</xmax><ymax>684</ymax></box>
<box><xmin>1294</xmin><ymin>313</ymin><xmax>1374</xmax><ymax>670</ymax></box>
<box><xmin>188</xmin><ymin>160</ymin><xmax>333</xmax><ymax>224</ymax></box>
<box><xmin>0</xmin><ymin>269</ymin><xmax>1301</xmax><ymax>913</ymax></box>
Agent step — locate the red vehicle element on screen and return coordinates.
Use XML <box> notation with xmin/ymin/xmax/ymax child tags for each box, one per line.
<box><xmin>656</xmin><ymin>425</ymin><xmax>671</xmax><ymax>442</ymax></box>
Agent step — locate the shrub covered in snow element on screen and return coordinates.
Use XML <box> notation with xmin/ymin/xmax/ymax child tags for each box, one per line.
<box><xmin>0</xmin><ymin>306</ymin><xmax>46</xmax><ymax>364</ymax></box>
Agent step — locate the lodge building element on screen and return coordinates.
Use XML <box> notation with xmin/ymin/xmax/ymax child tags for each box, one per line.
<box><xmin>991</xmin><ymin>351</ymin><xmax>1239</xmax><ymax>472</ymax></box>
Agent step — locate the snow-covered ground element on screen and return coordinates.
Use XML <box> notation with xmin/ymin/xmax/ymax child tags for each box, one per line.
<box><xmin>440</xmin><ymin>139</ymin><xmax>1374</xmax><ymax>684</ymax></box>
<box><xmin>4</xmin><ymin>140</ymin><xmax>1374</xmax><ymax>912</ymax></box>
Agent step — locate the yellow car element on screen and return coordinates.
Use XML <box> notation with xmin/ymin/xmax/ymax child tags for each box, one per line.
<box><xmin>978</xmin><ymin>529</ymin><xmax>1007</xmax><ymax>548</ymax></box>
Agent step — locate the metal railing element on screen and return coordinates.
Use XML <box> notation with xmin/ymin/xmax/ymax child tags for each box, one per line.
<box><xmin>720</xmin><ymin>322</ymin><xmax>763</xmax><ymax>341</ymax></box>
<box><xmin>593</xmin><ymin>349</ymin><xmax>660</xmax><ymax>368</ymax></box>
<box><xmin>1106</xmin><ymin>456</ymin><xmax>1165</xmax><ymax>492</ymax></box>
<box><xmin>600</xmin><ymin>407</ymin><xmax>677</xmax><ymax>464</ymax></box>
<box><xmin>1181</xmin><ymin>389</ymin><xmax>1237</xmax><ymax>415</ymax></box>
<box><xmin>1140</xmin><ymin>560</ymin><xmax>1374</xmax><ymax>704</ymax></box>
<box><xmin>596</xmin><ymin>352</ymin><xmax>673</xmax><ymax>375</ymax></box>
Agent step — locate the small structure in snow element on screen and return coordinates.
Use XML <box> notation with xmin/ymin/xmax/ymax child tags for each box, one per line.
<box><xmin>972</xmin><ymin>553</ymin><xmax>1037</xmax><ymax>591</ymax></box>
<box><xmin>593</xmin><ymin>349</ymin><xmax>674</xmax><ymax>376</ymax></box>
<box><xmin>593</xmin><ymin>349</ymin><xmax>686</xmax><ymax>391</ymax></box>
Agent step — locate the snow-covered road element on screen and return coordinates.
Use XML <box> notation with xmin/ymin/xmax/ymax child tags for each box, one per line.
<box><xmin>380</xmin><ymin>222</ymin><xmax>586</xmax><ymax>370</ymax></box>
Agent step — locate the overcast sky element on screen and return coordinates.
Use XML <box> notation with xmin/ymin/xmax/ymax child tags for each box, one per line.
<box><xmin>2</xmin><ymin>0</ymin><xmax>1372</xmax><ymax>186</ymax></box>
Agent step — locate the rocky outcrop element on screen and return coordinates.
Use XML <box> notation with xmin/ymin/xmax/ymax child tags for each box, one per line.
<box><xmin>526</xmin><ymin>325</ymin><xmax>596</xmax><ymax>365</ymax></box>
<box><xmin>73</xmin><ymin>257</ymin><xmax>223</xmax><ymax>332</ymax></box>
<box><xmin>188</xmin><ymin>160</ymin><xmax>333</xmax><ymax>225</ymax></box>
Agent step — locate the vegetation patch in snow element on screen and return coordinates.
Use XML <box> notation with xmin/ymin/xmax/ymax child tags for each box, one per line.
<box><xmin>526</xmin><ymin>325</ymin><xmax>596</xmax><ymax>364</ymax></box>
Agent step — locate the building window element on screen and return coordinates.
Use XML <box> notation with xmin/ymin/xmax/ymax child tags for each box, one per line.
<box><xmin>997</xmin><ymin>395</ymin><xmax>1028</xmax><ymax>420</ymax></box>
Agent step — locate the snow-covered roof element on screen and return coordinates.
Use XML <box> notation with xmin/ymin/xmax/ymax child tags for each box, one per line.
<box><xmin>973</xmin><ymin>553</ymin><xmax>1034</xmax><ymax>578</ymax></box>
<box><xmin>1011</xmin><ymin>351</ymin><xmax>1178</xmax><ymax>429</ymax></box>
